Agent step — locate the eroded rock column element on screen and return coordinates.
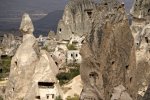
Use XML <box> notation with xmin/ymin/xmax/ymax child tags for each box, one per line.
<box><xmin>80</xmin><ymin>1</ymin><xmax>137</xmax><ymax>100</ymax></box>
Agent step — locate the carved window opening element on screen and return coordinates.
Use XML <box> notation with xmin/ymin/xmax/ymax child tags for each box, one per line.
<box><xmin>15</xmin><ymin>61</ymin><xmax>17</xmax><ymax>66</ymax></box>
<box><xmin>35</xmin><ymin>96</ymin><xmax>40</xmax><ymax>99</ymax></box>
<box><xmin>104</xmin><ymin>3</ymin><xmax>108</xmax><ymax>5</ymax></box>
<box><xmin>47</xmin><ymin>95</ymin><xmax>49</xmax><ymax>99</ymax></box>
<box><xmin>59</xmin><ymin>28</ymin><xmax>62</xmax><ymax>33</ymax></box>
<box><xmin>89</xmin><ymin>72</ymin><xmax>98</xmax><ymax>85</ymax></box>
<box><xmin>12</xmin><ymin>88</ymin><xmax>14</xmax><ymax>91</ymax></box>
<box><xmin>76</xmin><ymin>54</ymin><xmax>78</xmax><ymax>57</ymax></box>
<box><xmin>85</xmin><ymin>9</ymin><xmax>93</xmax><ymax>18</ymax></box>
<box><xmin>145</xmin><ymin>37</ymin><xmax>149</xmax><ymax>43</ymax></box>
<box><xmin>55</xmin><ymin>62</ymin><xmax>58</xmax><ymax>66</ymax></box>
<box><xmin>126</xmin><ymin>65</ymin><xmax>129</xmax><ymax>70</ymax></box>
<box><xmin>52</xmin><ymin>94</ymin><xmax>54</xmax><ymax>99</ymax></box>
<box><xmin>0</xmin><ymin>68</ymin><xmax>2</xmax><ymax>73</ymax></box>
<box><xmin>87</xmin><ymin>11</ymin><xmax>92</xmax><ymax>18</ymax></box>
<box><xmin>148</xmin><ymin>9</ymin><xmax>150</xmax><ymax>15</ymax></box>
<box><xmin>71</xmin><ymin>54</ymin><xmax>73</xmax><ymax>57</ymax></box>
<box><xmin>111</xmin><ymin>61</ymin><xmax>115</xmax><ymax>65</ymax></box>
<box><xmin>38</xmin><ymin>82</ymin><xmax>55</xmax><ymax>88</ymax></box>
<box><xmin>130</xmin><ymin>77</ymin><xmax>132</xmax><ymax>83</ymax></box>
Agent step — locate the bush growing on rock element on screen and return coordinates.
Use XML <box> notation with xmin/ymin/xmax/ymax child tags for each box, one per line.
<box><xmin>67</xmin><ymin>44</ymin><xmax>77</xmax><ymax>50</ymax></box>
<box><xmin>56</xmin><ymin>66</ymin><xmax>80</xmax><ymax>85</ymax></box>
<box><xmin>66</xmin><ymin>94</ymin><xmax>79</xmax><ymax>100</ymax></box>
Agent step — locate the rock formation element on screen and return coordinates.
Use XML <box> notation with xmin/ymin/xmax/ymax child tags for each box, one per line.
<box><xmin>62</xmin><ymin>75</ymin><xmax>83</xmax><ymax>99</ymax></box>
<box><xmin>80</xmin><ymin>1</ymin><xmax>137</xmax><ymax>100</ymax></box>
<box><xmin>5</xmin><ymin>13</ymin><xmax>62</xmax><ymax>100</ymax></box>
<box><xmin>130</xmin><ymin>0</ymin><xmax>150</xmax><ymax>19</ymax></box>
<box><xmin>57</xmin><ymin>0</ymin><xmax>96</xmax><ymax>40</ymax></box>
<box><xmin>1</xmin><ymin>33</ymin><xmax>20</xmax><ymax>56</ymax></box>
<box><xmin>130</xmin><ymin>0</ymin><xmax>150</xmax><ymax>99</ymax></box>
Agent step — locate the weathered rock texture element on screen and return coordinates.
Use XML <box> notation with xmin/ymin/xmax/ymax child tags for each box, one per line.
<box><xmin>5</xmin><ymin>13</ymin><xmax>62</xmax><ymax>100</ymax></box>
<box><xmin>1</xmin><ymin>34</ymin><xmax>20</xmax><ymax>56</ymax></box>
<box><xmin>130</xmin><ymin>0</ymin><xmax>150</xmax><ymax>19</ymax></box>
<box><xmin>80</xmin><ymin>1</ymin><xmax>137</xmax><ymax>100</ymax></box>
<box><xmin>130</xmin><ymin>0</ymin><xmax>150</xmax><ymax>99</ymax></box>
<box><xmin>62</xmin><ymin>75</ymin><xmax>83</xmax><ymax>99</ymax></box>
<box><xmin>57</xmin><ymin>0</ymin><xmax>96</xmax><ymax>40</ymax></box>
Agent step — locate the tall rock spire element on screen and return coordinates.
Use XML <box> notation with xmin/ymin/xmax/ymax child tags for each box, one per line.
<box><xmin>80</xmin><ymin>1</ymin><xmax>136</xmax><ymax>100</ymax></box>
<box><xmin>19</xmin><ymin>13</ymin><xmax>34</xmax><ymax>35</ymax></box>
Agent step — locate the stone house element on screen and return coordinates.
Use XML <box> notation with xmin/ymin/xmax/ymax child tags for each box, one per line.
<box><xmin>66</xmin><ymin>50</ymin><xmax>82</xmax><ymax>64</ymax></box>
<box><xmin>36</xmin><ymin>82</ymin><xmax>60</xmax><ymax>100</ymax></box>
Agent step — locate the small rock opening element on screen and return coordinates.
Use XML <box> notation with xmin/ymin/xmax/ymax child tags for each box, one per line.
<box><xmin>89</xmin><ymin>72</ymin><xmax>98</xmax><ymax>85</ymax></box>
<box><xmin>0</xmin><ymin>68</ymin><xmax>2</xmax><ymax>73</ymax></box>
<box><xmin>76</xmin><ymin>54</ymin><xmax>78</xmax><ymax>57</ymax></box>
<box><xmin>38</xmin><ymin>82</ymin><xmax>55</xmax><ymax>88</ymax></box>
<box><xmin>15</xmin><ymin>61</ymin><xmax>17</xmax><ymax>66</ymax></box>
<box><xmin>59</xmin><ymin>28</ymin><xmax>62</xmax><ymax>33</ymax></box>
<box><xmin>12</xmin><ymin>88</ymin><xmax>14</xmax><ymax>91</ymax></box>
<box><xmin>130</xmin><ymin>77</ymin><xmax>132</xmax><ymax>83</ymax></box>
<box><xmin>111</xmin><ymin>61</ymin><xmax>115</xmax><ymax>65</ymax></box>
<box><xmin>35</xmin><ymin>96</ymin><xmax>40</xmax><ymax>99</ymax></box>
<box><xmin>71</xmin><ymin>53</ymin><xmax>73</xmax><ymax>57</ymax></box>
<box><xmin>126</xmin><ymin>65</ymin><xmax>129</xmax><ymax>70</ymax></box>
<box><xmin>85</xmin><ymin>9</ymin><xmax>93</xmax><ymax>18</ymax></box>
<box><xmin>145</xmin><ymin>37</ymin><xmax>149</xmax><ymax>43</ymax></box>
<box><xmin>104</xmin><ymin>3</ymin><xmax>108</xmax><ymax>5</ymax></box>
<box><xmin>55</xmin><ymin>62</ymin><xmax>58</xmax><ymax>66</ymax></box>
<box><xmin>148</xmin><ymin>9</ymin><xmax>150</xmax><ymax>15</ymax></box>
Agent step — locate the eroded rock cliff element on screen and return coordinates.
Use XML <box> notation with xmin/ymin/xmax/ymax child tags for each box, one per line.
<box><xmin>80</xmin><ymin>1</ymin><xmax>137</xmax><ymax>100</ymax></box>
<box><xmin>5</xmin><ymin>13</ymin><xmax>62</xmax><ymax>100</ymax></box>
<box><xmin>57</xmin><ymin>0</ymin><xmax>96</xmax><ymax>40</ymax></box>
<box><xmin>130</xmin><ymin>0</ymin><xmax>150</xmax><ymax>99</ymax></box>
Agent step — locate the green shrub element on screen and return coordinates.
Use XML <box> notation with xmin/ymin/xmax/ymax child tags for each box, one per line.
<box><xmin>66</xmin><ymin>94</ymin><xmax>79</xmax><ymax>100</ymax></box>
<box><xmin>67</xmin><ymin>44</ymin><xmax>77</xmax><ymax>50</ymax></box>
<box><xmin>0</xmin><ymin>96</ymin><xmax>3</xmax><ymax>100</ymax></box>
<box><xmin>56</xmin><ymin>66</ymin><xmax>80</xmax><ymax>85</ymax></box>
<box><xmin>55</xmin><ymin>95</ymin><xmax>63</xmax><ymax>100</ymax></box>
<box><xmin>0</xmin><ymin>56</ymin><xmax>11</xmax><ymax>80</ymax></box>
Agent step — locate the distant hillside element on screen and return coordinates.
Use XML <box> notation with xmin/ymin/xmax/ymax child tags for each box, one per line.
<box><xmin>0</xmin><ymin>0</ymin><xmax>133</xmax><ymax>36</ymax></box>
<box><xmin>0</xmin><ymin>10</ymin><xmax>64</xmax><ymax>36</ymax></box>
<box><xmin>34</xmin><ymin>10</ymin><xmax>64</xmax><ymax>36</ymax></box>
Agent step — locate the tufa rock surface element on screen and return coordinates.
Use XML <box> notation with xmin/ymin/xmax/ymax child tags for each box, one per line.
<box><xmin>130</xmin><ymin>0</ymin><xmax>150</xmax><ymax>99</ymax></box>
<box><xmin>5</xmin><ymin>13</ymin><xmax>62</xmax><ymax>100</ymax></box>
<box><xmin>57</xmin><ymin>0</ymin><xmax>96</xmax><ymax>40</ymax></box>
<box><xmin>80</xmin><ymin>1</ymin><xmax>137</xmax><ymax>100</ymax></box>
<box><xmin>1</xmin><ymin>34</ymin><xmax>21</xmax><ymax>56</ymax></box>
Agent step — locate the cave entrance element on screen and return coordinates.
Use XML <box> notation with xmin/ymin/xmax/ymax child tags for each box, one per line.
<box><xmin>38</xmin><ymin>82</ymin><xmax>55</xmax><ymax>100</ymax></box>
<box><xmin>145</xmin><ymin>37</ymin><xmax>149</xmax><ymax>43</ymax></box>
<box><xmin>148</xmin><ymin>9</ymin><xmax>150</xmax><ymax>15</ymax></box>
<box><xmin>38</xmin><ymin>82</ymin><xmax>55</xmax><ymax>88</ymax></box>
<box><xmin>85</xmin><ymin>9</ymin><xmax>93</xmax><ymax>18</ymax></box>
<box><xmin>59</xmin><ymin>28</ymin><xmax>62</xmax><ymax>34</ymax></box>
